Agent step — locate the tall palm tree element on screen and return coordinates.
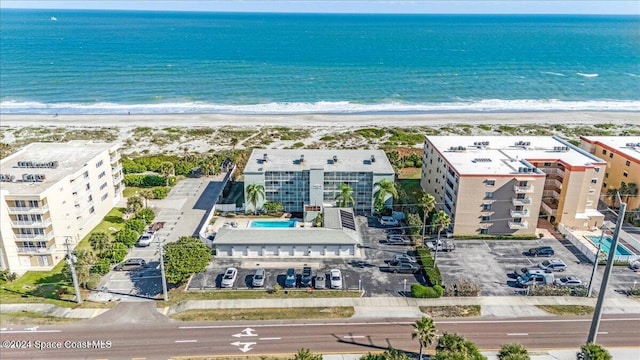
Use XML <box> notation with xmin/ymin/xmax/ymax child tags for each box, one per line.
<box><xmin>159</xmin><ymin>161</ymin><xmax>175</xmax><ymax>186</ymax></box>
<box><xmin>335</xmin><ymin>183</ymin><xmax>355</xmax><ymax>207</ymax></box>
<box><xmin>420</xmin><ymin>193</ymin><xmax>436</xmax><ymax>240</ymax></box>
<box><xmin>622</xmin><ymin>182</ymin><xmax>638</xmax><ymax>205</ymax></box>
<box><xmin>431</xmin><ymin>210</ymin><xmax>451</xmax><ymax>266</ymax></box>
<box><xmin>245</xmin><ymin>183</ymin><xmax>265</xmax><ymax>215</ymax></box>
<box><xmin>139</xmin><ymin>189</ymin><xmax>154</xmax><ymax>208</ymax></box>
<box><xmin>89</xmin><ymin>232</ymin><xmax>110</xmax><ymax>255</ymax></box>
<box><xmin>373</xmin><ymin>178</ymin><xmax>399</xmax><ymax>212</ymax></box>
<box><xmin>606</xmin><ymin>187</ymin><xmax>619</xmax><ymax>208</ymax></box>
<box><xmin>412</xmin><ymin>316</ymin><xmax>437</xmax><ymax>360</ymax></box>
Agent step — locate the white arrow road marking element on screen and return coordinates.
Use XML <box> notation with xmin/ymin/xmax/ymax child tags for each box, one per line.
<box><xmin>231</xmin><ymin>341</ymin><xmax>256</xmax><ymax>353</ymax></box>
<box><xmin>232</xmin><ymin>327</ymin><xmax>258</xmax><ymax>338</ymax></box>
<box><xmin>259</xmin><ymin>337</ymin><xmax>282</xmax><ymax>340</ymax></box>
<box><xmin>175</xmin><ymin>340</ymin><xmax>197</xmax><ymax>343</ymax></box>
<box><xmin>343</xmin><ymin>335</ymin><xmax>366</xmax><ymax>339</ymax></box>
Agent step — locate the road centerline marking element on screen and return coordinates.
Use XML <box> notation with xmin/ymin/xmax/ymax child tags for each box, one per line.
<box><xmin>259</xmin><ymin>337</ymin><xmax>282</xmax><ymax>340</ymax></box>
<box><xmin>507</xmin><ymin>333</ymin><xmax>529</xmax><ymax>336</ymax></box>
<box><xmin>175</xmin><ymin>339</ymin><xmax>197</xmax><ymax>343</ymax></box>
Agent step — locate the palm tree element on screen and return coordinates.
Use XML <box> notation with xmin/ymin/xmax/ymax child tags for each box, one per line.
<box><xmin>159</xmin><ymin>161</ymin><xmax>175</xmax><ymax>186</ymax></box>
<box><xmin>622</xmin><ymin>182</ymin><xmax>638</xmax><ymax>205</ymax></box>
<box><xmin>606</xmin><ymin>188</ymin><xmax>619</xmax><ymax>208</ymax></box>
<box><xmin>139</xmin><ymin>189</ymin><xmax>154</xmax><ymax>208</ymax></box>
<box><xmin>245</xmin><ymin>183</ymin><xmax>265</xmax><ymax>215</ymax></box>
<box><xmin>431</xmin><ymin>210</ymin><xmax>451</xmax><ymax>266</ymax></box>
<box><xmin>498</xmin><ymin>343</ymin><xmax>530</xmax><ymax>360</ymax></box>
<box><xmin>126</xmin><ymin>195</ymin><xmax>143</xmax><ymax>214</ymax></box>
<box><xmin>89</xmin><ymin>232</ymin><xmax>111</xmax><ymax>255</ymax></box>
<box><xmin>420</xmin><ymin>193</ymin><xmax>436</xmax><ymax>241</ymax></box>
<box><xmin>335</xmin><ymin>183</ymin><xmax>355</xmax><ymax>207</ymax></box>
<box><xmin>373</xmin><ymin>178</ymin><xmax>399</xmax><ymax>212</ymax></box>
<box><xmin>412</xmin><ymin>316</ymin><xmax>437</xmax><ymax>360</ymax></box>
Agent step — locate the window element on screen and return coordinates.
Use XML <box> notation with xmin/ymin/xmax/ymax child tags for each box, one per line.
<box><xmin>586</xmin><ymin>200</ymin><xmax>593</xmax><ymax>206</ymax></box>
<box><xmin>543</xmin><ymin>162</ymin><xmax>552</xmax><ymax>166</ymax></box>
<box><xmin>485</xmin><ymin>192</ymin><xmax>493</xmax><ymax>198</ymax></box>
<box><xmin>626</xmin><ymin>160</ymin><xmax>631</xmax><ymax>166</ymax></box>
<box><xmin>101</xmin><ymin>193</ymin><xmax>108</xmax><ymax>201</ymax></box>
<box><xmin>480</xmin><ymin>228</ymin><xmax>489</xmax><ymax>235</ymax></box>
<box><xmin>486</xmin><ymin>180</ymin><xmax>496</xmax><ymax>186</ymax></box>
<box><xmin>602</xmin><ymin>149</ymin><xmax>607</xmax><ymax>155</ymax></box>
<box><xmin>591</xmin><ymin>178</ymin><xmax>597</xmax><ymax>184</ymax></box>
<box><xmin>481</xmin><ymin>215</ymin><xmax>491</xmax><ymax>221</ymax></box>
<box><xmin>98</xmin><ymin>171</ymin><xmax>106</xmax><ymax>179</ymax></box>
<box><xmin>89</xmin><ymin>206</ymin><xmax>95</xmax><ymax>214</ymax></box>
<box><xmin>96</xmin><ymin>160</ymin><xmax>104</xmax><ymax>168</ymax></box>
<box><xmin>99</xmin><ymin>182</ymin><xmax>107</xmax><ymax>190</ymax></box>
<box><xmin>482</xmin><ymin>203</ymin><xmax>492</xmax><ymax>211</ymax></box>
<box><xmin>86</xmin><ymin>183</ymin><xmax>91</xmax><ymax>190</ymax></box>
<box><xmin>605</xmin><ymin>172</ymin><xmax>609</xmax><ymax>178</ymax></box>
<box><xmin>623</xmin><ymin>171</ymin><xmax>629</xmax><ymax>178</ymax></box>
<box><xmin>513</xmin><ymin>217</ymin><xmax>522</xmax><ymax>223</ymax></box>
<box><xmin>603</xmin><ymin>182</ymin><xmax>607</xmax><ymax>188</ymax></box>
<box><xmin>83</xmin><ymin>171</ymin><xmax>89</xmax><ymax>179</ymax></box>
<box><xmin>609</xmin><ymin>153</ymin><xmax>613</xmax><ymax>158</ymax></box>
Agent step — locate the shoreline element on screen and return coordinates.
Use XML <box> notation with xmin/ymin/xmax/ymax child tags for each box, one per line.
<box><xmin>1</xmin><ymin>111</ymin><xmax>638</xmax><ymax>129</ymax></box>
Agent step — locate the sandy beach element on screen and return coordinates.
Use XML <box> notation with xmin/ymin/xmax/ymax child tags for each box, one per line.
<box><xmin>1</xmin><ymin>111</ymin><xmax>638</xmax><ymax>129</ymax></box>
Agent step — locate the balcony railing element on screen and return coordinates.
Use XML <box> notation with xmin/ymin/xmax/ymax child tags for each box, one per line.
<box><xmin>446</xmin><ymin>171</ymin><xmax>457</xmax><ymax>185</ymax></box>
<box><xmin>508</xmin><ymin>221</ymin><xmax>529</xmax><ymax>229</ymax></box>
<box><xmin>15</xmin><ymin>231</ymin><xmax>55</xmax><ymax>241</ymax></box>
<box><xmin>7</xmin><ymin>204</ymin><xmax>49</xmax><ymax>214</ymax></box>
<box><xmin>510</xmin><ymin>209</ymin><xmax>531</xmax><ymax>217</ymax></box>
<box><xmin>16</xmin><ymin>245</ymin><xmax>57</xmax><ymax>255</ymax></box>
<box><xmin>512</xmin><ymin>197</ymin><xmax>532</xmax><ymax>206</ymax></box>
<box><xmin>513</xmin><ymin>185</ymin><xmax>535</xmax><ymax>193</ymax></box>
<box><xmin>11</xmin><ymin>218</ymin><xmax>52</xmax><ymax>228</ymax></box>
<box><xmin>541</xmin><ymin>201</ymin><xmax>558</xmax><ymax>216</ymax></box>
<box><xmin>545</xmin><ymin>179</ymin><xmax>563</xmax><ymax>189</ymax></box>
<box><xmin>110</xmin><ymin>153</ymin><xmax>121</xmax><ymax>164</ymax></box>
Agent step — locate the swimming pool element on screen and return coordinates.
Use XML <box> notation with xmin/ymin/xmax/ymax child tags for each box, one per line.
<box><xmin>250</xmin><ymin>220</ymin><xmax>297</xmax><ymax>228</ymax></box>
<box><xmin>586</xmin><ymin>235</ymin><xmax>634</xmax><ymax>256</ymax></box>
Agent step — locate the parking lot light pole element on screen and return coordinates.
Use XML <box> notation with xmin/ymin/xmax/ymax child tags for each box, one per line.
<box><xmin>587</xmin><ymin>227</ymin><xmax>606</xmax><ymax>297</ymax></box>
<box><xmin>587</xmin><ymin>194</ymin><xmax>626</xmax><ymax>344</ymax></box>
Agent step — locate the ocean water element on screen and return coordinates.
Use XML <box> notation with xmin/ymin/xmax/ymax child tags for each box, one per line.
<box><xmin>1</xmin><ymin>10</ymin><xmax>639</xmax><ymax>114</ymax></box>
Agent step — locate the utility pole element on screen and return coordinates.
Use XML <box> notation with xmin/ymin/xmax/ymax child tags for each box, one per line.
<box><xmin>158</xmin><ymin>240</ymin><xmax>169</xmax><ymax>301</ymax></box>
<box><xmin>587</xmin><ymin>193</ymin><xmax>626</xmax><ymax>344</ymax></box>
<box><xmin>63</xmin><ymin>237</ymin><xmax>82</xmax><ymax>304</ymax></box>
<box><xmin>587</xmin><ymin>227</ymin><xmax>605</xmax><ymax>297</ymax></box>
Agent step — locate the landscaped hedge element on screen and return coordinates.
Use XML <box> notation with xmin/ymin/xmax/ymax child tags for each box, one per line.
<box><xmin>124</xmin><ymin>174</ymin><xmax>167</xmax><ymax>187</ymax></box>
<box><xmin>417</xmin><ymin>246</ymin><xmax>442</xmax><ymax>286</ymax></box>
<box><xmin>451</xmin><ymin>234</ymin><xmax>538</xmax><ymax>240</ymax></box>
<box><xmin>152</xmin><ymin>186</ymin><xmax>170</xmax><ymax>199</ymax></box>
<box><xmin>411</xmin><ymin>284</ymin><xmax>443</xmax><ymax>298</ymax></box>
<box><xmin>134</xmin><ymin>208</ymin><xmax>155</xmax><ymax>224</ymax></box>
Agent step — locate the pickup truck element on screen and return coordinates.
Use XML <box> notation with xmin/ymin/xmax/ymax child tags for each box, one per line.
<box><xmin>426</xmin><ymin>239</ymin><xmax>455</xmax><ymax>252</ymax></box>
<box><xmin>387</xmin><ymin>260</ymin><xmax>420</xmax><ymax>274</ymax></box>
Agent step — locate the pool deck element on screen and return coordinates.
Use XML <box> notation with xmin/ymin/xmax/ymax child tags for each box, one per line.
<box><xmin>208</xmin><ymin>215</ymin><xmax>312</xmax><ymax>235</ymax></box>
<box><xmin>566</xmin><ymin>221</ymin><xmax>640</xmax><ymax>259</ymax></box>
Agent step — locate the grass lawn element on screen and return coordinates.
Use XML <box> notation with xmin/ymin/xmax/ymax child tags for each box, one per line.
<box><xmin>160</xmin><ymin>286</ymin><xmax>362</xmax><ymax>306</ymax></box>
<box><xmin>122</xmin><ymin>186</ymin><xmax>143</xmax><ymax>198</ymax></box>
<box><xmin>420</xmin><ymin>305</ymin><xmax>481</xmax><ymax>318</ymax></box>
<box><xmin>398</xmin><ymin>167</ymin><xmax>421</xmax><ymax>179</ymax></box>
<box><xmin>0</xmin><ymin>311</ymin><xmax>77</xmax><ymax>326</ymax></box>
<box><xmin>75</xmin><ymin>207</ymin><xmax>127</xmax><ymax>252</ymax></box>
<box><xmin>171</xmin><ymin>307</ymin><xmax>354</xmax><ymax>321</ymax></box>
<box><xmin>536</xmin><ymin>305</ymin><xmax>595</xmax><ymax>316</ymax></box>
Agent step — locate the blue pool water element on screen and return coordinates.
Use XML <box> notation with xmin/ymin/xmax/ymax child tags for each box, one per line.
<box><xmin>250</xmin><ymin>220</ymin><xmax>297</xmax><ymax>228</ymax></box>
<box><xmin>586</xmin><ymin>236</ymin><xmax>634</xmax><ymax>256</ymax></box>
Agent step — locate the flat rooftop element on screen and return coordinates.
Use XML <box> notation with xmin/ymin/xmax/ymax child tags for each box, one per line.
<box><xmin>581</xmin><ymin>136</ymin><xmax>640</xmax><ymax>162</ymax></box>
<box><xmin>427</xmin><ymin>136</ymin><xmax>605</xmax><ymax>175</ymax></box>
<box><xmin>213</xmin><ymin>227</ymin><xmax>359</xmax><ymax>245</ymax></box>
<box><xmin>244</xmin><ymin>149</ymin><xmax>394</xmax><ymax>174</ymax></box>
<box><xmin>0</xmin><ymin>141</ymin><xmax>117</xmax><ymax>195</ymax></box>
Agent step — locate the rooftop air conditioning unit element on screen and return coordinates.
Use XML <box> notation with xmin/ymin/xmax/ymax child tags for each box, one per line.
<box><xmin>36</xmin><ymin>174</ymin><xmax>46</xmax><ymax>181</ymax></box>
<box><xmin>370</xmin><ymin>155</ymin><xmax>376</xmax><ymax>163</ymax></box>
<box><xmin>333</xmin><ymin>155</ymin><xmax>338</xmax><ymax>162</ymax></box>
<box><xmin>300</xmin><ymin>154</ymin><xmax>305</xmax><ymax>163</ymax></box>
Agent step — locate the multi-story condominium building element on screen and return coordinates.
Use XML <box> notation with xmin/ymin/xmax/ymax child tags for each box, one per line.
<box><xmin>421</xmin><ymin>136</ymin><xmax>606</xmax><ymax>236</ymax></box>
<box><xmin>0</xmin><ymin>141</ymin><xmax>124</xmax><ymax>274</ymax></box>
<box><xmin>580</xmin><ymin>136</ymin><xmax>640</xmax><ymax>210</ymax></box>
<box><xmin>243</xmin><ymin>149</ymin><xmax>395</xmax><ymax>214</ymax></box>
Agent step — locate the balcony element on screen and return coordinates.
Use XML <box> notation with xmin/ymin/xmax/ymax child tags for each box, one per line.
<box><xmin>445</xmin><ymin>182</ymin><xmax>456</xmax><ymax>198</ymax></box>
<box><xmin>508</xmin><ymin>221</ymin><xmax>529</xmax><ymax>229</ymax></box>
<box><xmin>510</xmin><ymin>209</ymin><xmax>531</xmax><ymax>217</ymax></box>
<box><xmin>513</xmin><ymin>185</ymin><xmax>535</xmax><ymax>193</ymax></box>
<box><xmin>545</xmin><ymin>179</ymin><xmax>563</xmax><ymax>190</ymax></box>
<box><xmin>540</xmin><ymin>167</ymin><xmax>565</xmax><ymax>178</ymax></box>
<box><xmin>541</xmin><ymin>199</ymin><xmax>558</xmax><ymax>216</ymax></box>
<box><xmin>15</xmin><ymin>231</ymin><xmax>55</xmax><ymax>241</ymax></box>
<box><xmin>110</xmin><ymin>153</ymin><xmax>121</xmax><ymax>164</ymax></box>
<box><xmin>11</xmin><ymin>218</ymin><xmax>52</xmax><ymax>228</ymax></box>
<box><xmin>7</xmin><ymin>204</ymin><xmax>50</xmax><ymax>214</ymax></box>
<box><xmin>446</xmin><ymin>171</ymin><xmax>457</xmax><ymax>185</ymax></box>
<box><xmin>16</xmin><ymin>245</ymin><xmax>57</xmax><ymax>255</ymax></box>
<box><xmin>512</xmin><ymin>197</ymin><xmax>532</xmax><ymax>206</ymax></box>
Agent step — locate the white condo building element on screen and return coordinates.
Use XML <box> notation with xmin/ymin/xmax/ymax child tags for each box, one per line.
<box><xmin>0</xmin><ymin>141</ymin><xmax>124</xmax><ymax>274</ymax></box>
<box><xmin>243</xmin><ymin>149</ymin><xmax>395</xmax><ymax>214</ymax></box>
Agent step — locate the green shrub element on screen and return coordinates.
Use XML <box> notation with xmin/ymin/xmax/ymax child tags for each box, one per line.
<box><xmin>416</xmin><ymin>246</ymin><xmax>442</xmax><ymax>286</ymax></box>
<box><xmin>411</xmin><ymin>284</ymin><xmax>441</xmax><ymax>298</ymax></box>
<box><xmin>124</xmin><ymin>174</ymin><xmax>166</xmax><ymax>187</ymax></box>
<box><xmin>125</xmin><ymin>219</ymin><xmax>147</xmax><ymax>234</ymax></box>
<box><xmin>102</xmin><ymin>243</ymin><xmax>128</xmax><ymax>264</ymax></box>
<box><xmin>90</xmin><ymin>258</ymin><xmax>112</xmax><ymax>275</ymax></box>
<box><xmin>152</xmin><ymin>186</ymin><xmax>170</xmax><ymax>199</ymax></box>
<box><xmin>85</xmin><ymin>274</ymin><xmax>102</xmax><ymax>290</ymax></box>
<box><xmin>134</xmin><ymin>208</ymin><xmax>155</xmax><ymax>224</ymax></box>
<box><xmin>433</xmin><ymin>284</ymin><xmax>444</xmax><ymax>297</ymax></box>
<box><xmin>113</xmin><ymin>228</ymin><xmax>139</xmax><ymax>248</ymax></box>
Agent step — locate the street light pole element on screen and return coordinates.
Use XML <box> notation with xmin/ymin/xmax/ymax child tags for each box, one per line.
<box><xmin>587</xmin><ymin>228</ymin><xmax>605</xmax><ymax>297</ymax></box>
<box><xmin>587</xmin><ymin>194</ymin><xmax>626</xmax><ymax>344</ymax></box>
<box><xmin>158</xmin><ymin>240</ymin><xmax>169</xmax><ymax>301</ymax></box>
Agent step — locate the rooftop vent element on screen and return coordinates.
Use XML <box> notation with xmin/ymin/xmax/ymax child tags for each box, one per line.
<box><xmin>16</xmin><ymin>161</ymin><xmax>59</xmax><ymax>169</ymax></box>
<box><xmin>514</xmin><ymin>141</ymin><xmax>531</xmax><ymax>147</ymax></box>
<box><xmin>300</xmin><ymin>154</ymin><xmax>305</xmax><ymax>163</ymax></box>
<box><xmin>263</xmin><ymin>153</ymin><xmax>268</xmax><ymax>161</ymax></box>
<box><xmin>552</xmin><ymin>146</ymin><xmax>570</xmax><ymax>152</ymax></box>
<box><xmin>0</xmin><ymin>174</ymin><xmax>16</xmax><ymax>182</ymax></box>
<box><xmin>626</xmin><ymin>142</ymin><xmax>640</xmax><ymax>147</ymax></box>
<box><xmin>473</xmin><ymin>158</ymin><xmax>492</xmax><ymax>163</ymax></box>
<box><xmin>333</xmin><ymin>155</ymin><xmax>338</xmax><ymax>162</ymax></box>
<box><xmin>449</xmin><ymin>146</ymin><xmax>467</xmax><ymax>152</ymax></box>
<box><xmin>370</xmin><ymin>155</ymin><xmax>376</xmax><ymax>163</ymax></box>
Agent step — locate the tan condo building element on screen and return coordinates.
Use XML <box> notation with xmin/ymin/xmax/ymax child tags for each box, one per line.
<box><xmin>0</xmin><ymin>141</ymin><xmax>124</xmax><ymax>274</ymax></box>
<box><xmin>579</xmin><ymin>136</ymin><xmax>640</xmax><ymax>210</ymax></box>
<box><xmin>421</xmin><ymin>136</ymin><xmax>606</xmax><ymax>236</ymax></box>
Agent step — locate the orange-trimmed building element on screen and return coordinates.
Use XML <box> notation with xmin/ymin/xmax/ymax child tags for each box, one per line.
<box><xmin>421</xmin><ymin>136</ymin><xmax>606</xmax><ymax>236</ymax></box>
<box><xmin>580</xmin><ymin>136</ymin><xmax>640</xmax><ymax>210</ymax></box>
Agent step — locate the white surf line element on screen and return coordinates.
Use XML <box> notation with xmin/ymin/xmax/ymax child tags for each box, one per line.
<box><xmin>507</xmin><ymin>333</ymin><xmax>529</xmax><ymax>336</ymax></box>
<box><xmin>178</xmin><ymin>317</ymin><xmax>640</xmax><ymax>330</ymax></box>
<box><xmin>175</xmin><ymin>340</ymin><xmax>197</xmax><ymax>343</ymax></box>
<box><xmin>259</xmin><ymin>337</ymin><xmax>282</xmax><ymax>340</ymax></box>
<box><xmin>0</xmin><ymin>330</ymin><xmax>62</xmax><ymax>333</ymax></box>
<box><xmin>343</xmin><ymin>335</ymin><xmax>366</xmax><ymax>339</ymax></box>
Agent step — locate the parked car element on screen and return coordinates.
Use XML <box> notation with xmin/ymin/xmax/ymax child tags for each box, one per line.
<box><xmin>630</xmin><ymin>260</ymin><xmax>640</xmax><ymax>271</ymax></box>
<box><xmin>221</xmin><ymin>267</ymin><xmax>238</xmax><ymax>288</ymax></box>
<box><xmin>330</xmin><ymin>269</ymin><xmax>342</xmax><ymax>289</ymax></box>
<box><xmin>554</xmin><ymin>275</ymin><xmax>583</xmax><ymax>287</ymax></box>
<box><xmin>387</xmin><ymin>228</ymin><xmax>406</xmax><ymax>235</ymax></box>
<box><xmin>379</xmin><ymin>216</ymin><xmax>399</xmax><ymax>227</ymax></box>
<box><xmin>114</xmin><ymin>258</ymin><xmax>146</xmax><ymax>271</ymax></box>
<box><xmin>314</xmin><ymin>273</ymin><xmax>326</xmax><ymax>289</ymax></box>
<box><xmin>284</xmin><ymin>268</ymin><xmax>297</xmax><ymax>288</ymax></box>
<box><xmin>393</xmin><ymin>254</ymin><xmax>417</xmax><ymax>263</ymax></box>
<box><xmin>137</xmin><ymin>232</ymin><xmax>155</xmax><ymax>247</ymax></box>
<box><xmin>517</xmin><ymin>270</ymin><xmax>554</xmax><ymax>288</ymax></box>
<box><xmin>252</xmin><ymin>268</ymin><xmax>266</xmax><ymax>288</ymax></box>
<box><xmin>387</xmin><ymin>260</ymin><xmax>420</xmax><ymax>274</ymax></box>
<box><xmin>527</xmin><ymin>246</ymin><xmax>555</xmax><ymax>257</ymax></box>
<box><xmin>301</xmin><ymin>266</ymin><xmax>313</xmax><ymax>287</ymax></box>
<box><xmin>538</xmin><ymin>259</ymin><xmax>567</xmax><ymax>273</ymax></box>
<box><xmin>513</xmin><ymin>267</ymin><xmax>533</xmax><ymax>279</ymax></box>
<box><xmin>426</xmin><ymin>239</ymin><xmax>455</xmax><ymax>252</ymax></box>
<box><xmin>385</xmin><ymin>235</ymin><xmax>413</xmax><ymax>245</ymax></box>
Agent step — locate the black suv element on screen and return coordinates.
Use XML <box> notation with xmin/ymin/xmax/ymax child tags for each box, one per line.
<box><xmin>527</xmin><ymin>246</ymin><xmax>554</xmax><ymax>257</ymax></box>
<box><xmin>300</xmin><ymin>267</ymin><xmax>313</xmax><ymax>287</ymax></box>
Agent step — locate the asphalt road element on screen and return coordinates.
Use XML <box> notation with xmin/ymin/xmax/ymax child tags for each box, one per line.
<box><xmin>1</xmin><ymin>315</ymin><xmax>638</xmax><ymax>359</ymax></box>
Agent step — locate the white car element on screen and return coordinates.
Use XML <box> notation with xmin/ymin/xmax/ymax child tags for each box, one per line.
<box><xmin>137</xmin><ymin>232</ymin><xmax>155</xmax><ymax>247</ymax></box>
<box><xmin>221</xmin><ymin>267</ymin><xmax>238</xmax><ymax>288</ymax></box>
<box><xmin>554</xmin><ymin>275</ymin><xmax>582</xmax><ymax>287</ymax></box>
<box><xmin>379</xmin><ymin>216</ymin><xmax>399</xmax><ymax>227</ymax></box>
<box><xmin>538</xmin><ymin>259</ymin><xmax>567</xmax><ymax>273</ymax></box>
<box><xmin>394</xmin><ymin>254</ymin><xmax>417</xmax><ymax>263</ymax></box>
<box><xmin>630</xmin><ymin>260</ymin><xmax>640</xmax><ymax>272</ymax></box>
<box><xmin>330</xmin><ymin>269</ymin><xmax>342</xmax><ymax>289</ymax></box>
